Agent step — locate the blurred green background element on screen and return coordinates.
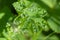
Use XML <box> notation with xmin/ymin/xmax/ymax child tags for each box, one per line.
<box><xmin>0</xmin><ymin>0</ymin><xmax>60</xmax><ymax>40</ymax></box>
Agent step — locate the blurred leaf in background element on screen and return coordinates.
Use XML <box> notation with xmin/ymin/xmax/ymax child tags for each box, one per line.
<box><xmin>41</xmin><ymin>0</ymin><xmax>57</xmax><ymax>9</ymax></box>
<box><xmin>0</xmin><ymin>6</ymin><xmax>14</xmax><ymax>37</ymax></box>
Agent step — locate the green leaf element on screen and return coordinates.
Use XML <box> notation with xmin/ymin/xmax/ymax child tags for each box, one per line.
<box><xmin>46</xmin><ymin>35</ymin><xmax>59</xmax><ymax>40</ymax></box>
<box><xmin>37</xmin><ymin>33</ymin><xmax>59</xmax><ymax>40</ymax></box>
<box><xmin>47</xmin><ymin>16</ymin><xmax>60</xmax><ymax>33</ymax></box>
<box><xmin>0</xmin><ymin>13</ymin><xmax>5</xmax><ymax>19</ymax></box>
<box><xmin>41</xmin><ymin>0</ymin><xmax>57</xmax><ymax>8</ymax></box>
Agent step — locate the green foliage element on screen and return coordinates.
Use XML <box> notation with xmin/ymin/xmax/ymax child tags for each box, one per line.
<box><xmin>41</xmin><ymin>0</ymin><xmax>57</xmax><ymax>8</ymax></box>
<box><xmin>0</xmin><ymin>0</ymin><xmax>60</xmax><ymax>40</ymax></box>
